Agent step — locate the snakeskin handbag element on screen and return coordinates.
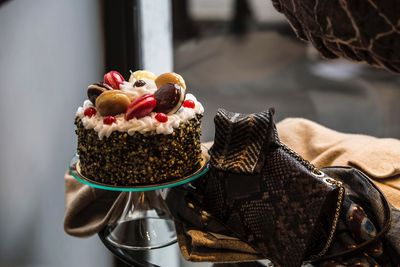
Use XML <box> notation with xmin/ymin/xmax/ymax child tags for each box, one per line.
<box><xmin>167</xmin><ymin>166</ymin><xmax>398</xmax><ymax>266</ymax></box>
<box><xmin>170</xmin><ymin>109</ymin><xmax>345</xmax><ymax>267</ymax></box>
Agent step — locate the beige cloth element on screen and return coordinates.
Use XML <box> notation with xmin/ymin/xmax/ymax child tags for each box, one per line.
<box><xmin>175</xmin><ymin>223</ymin><xmax>261</xmax><ymax>262</ymax></box>
<box><xmin>277</xmin><ymin>118</ymin><xmax>400</xmax><ymax>208</ymax></box>
<box><xmin>64</xmin><ymin>175</ymin><xmax>127</xmax><ymax>237</ymax></box>
<box><xmin>64</xmin><ymin>118</ymin><xmax>400</xmax><ymax>238</ymax></box>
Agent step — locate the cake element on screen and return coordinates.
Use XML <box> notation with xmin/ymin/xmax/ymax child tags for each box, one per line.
<box><xmin>75</xmin><ymin>70</ymin><xmax>204</xmax><ymax>186</ymax></box>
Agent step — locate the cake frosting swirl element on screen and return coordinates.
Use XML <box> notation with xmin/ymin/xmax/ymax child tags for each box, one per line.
<box><xmin>119</xmin><ymin>80</ymin><xmax>157</xmax><ymax>99</ymax></box>
<box><xmin>76</xmin><ymin>93</ymin><xmax>204</xmax><ymax>139</ymax></box>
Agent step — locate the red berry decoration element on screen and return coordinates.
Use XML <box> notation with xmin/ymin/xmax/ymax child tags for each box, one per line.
<box><xmin>103</xmin><ymin>116</ymin><xmax>117</xmax><ymax>125</ymax></box>
<box><xmin>104</xmin><ymin>71</ymin><xmax>125</xmax><ymax>89</ymax></box>
<box><xmin>84</xmin><ymin>107</ymin><xmax>97</xmax><ymax>117</ymax></box>
<box><xmin>125</xmin><ymin>94</ymin><xmax>157</xmax><ymax>120</ymax></box>
<box><xmin>182</xmin><ymin>99</ymin><xmax>195</xmax><ymax>109</ymax></box>
<box><xmin>155</xmin><ymin>113</ymin><xmax>168</xmax><ymax>123</ymax></box>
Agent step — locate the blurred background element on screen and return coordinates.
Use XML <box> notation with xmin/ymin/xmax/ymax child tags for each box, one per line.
<box><xmin>0</xmin><ymin>0</ymin><xmax>399</xmax><ymax>267</ymax></box>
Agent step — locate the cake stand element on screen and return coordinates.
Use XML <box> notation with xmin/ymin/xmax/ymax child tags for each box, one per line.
<box><xmin>69</xmin><ymin>147</ymin><xmax>209</xmax><ymax>251</ymax></box>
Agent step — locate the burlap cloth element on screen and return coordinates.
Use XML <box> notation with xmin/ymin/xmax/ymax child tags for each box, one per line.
<box><xmin>64</xmin><ymin>118</ymin><xmax>400</xmax><ymax>262</ymax></box>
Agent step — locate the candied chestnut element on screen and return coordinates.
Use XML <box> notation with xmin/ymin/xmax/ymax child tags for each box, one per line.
<box><xmin>154</xmin><ymin>83</ymin><xmax>185</xmax><ymax>114</ymax></box>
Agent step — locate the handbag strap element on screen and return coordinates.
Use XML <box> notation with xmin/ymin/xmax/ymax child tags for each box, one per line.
<box><xmin>278</xmin><ymin>142</ymin><xmax>346</xmax><ymax>259</ymax></box>
<box><xmin>276</xmin><ymin>145</ymin><xmax>392</xmax><ymax>261</ymax></box>
<box><xmin>279</xmin><ymin>141</ymin><xmax>323</xmax><ymax>177</ymax></box>
<box><xmin>308</xmin><ymin>167</ymin><xmax>392</xmax><ymax>263</ymax></box>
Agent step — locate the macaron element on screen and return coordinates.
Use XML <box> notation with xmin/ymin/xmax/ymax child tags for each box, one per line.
<box><xmin>95</xmin><ymin>90</ymin><xmax>131</xmax><ymax>116</ymax></box>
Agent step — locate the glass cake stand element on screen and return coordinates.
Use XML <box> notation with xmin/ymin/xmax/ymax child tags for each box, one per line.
<box><xmin>69</xmin><ymin>147</ymin><xmax>209</xmax><ymax>251</ymax></box>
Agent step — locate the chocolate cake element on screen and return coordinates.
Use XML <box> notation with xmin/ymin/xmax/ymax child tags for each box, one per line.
<box><xmin>75</xmin><ymin>70</ymin><xmax>204</xmax><ymax>185</ymax></box>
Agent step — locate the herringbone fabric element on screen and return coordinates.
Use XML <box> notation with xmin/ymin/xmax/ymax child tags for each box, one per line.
<box><xmin>210</xmin><ymin>109</ymin><xmax>278</xmax><ymax>174</ymax></box>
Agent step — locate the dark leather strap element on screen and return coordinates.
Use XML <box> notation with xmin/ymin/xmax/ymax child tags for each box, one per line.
<box><xmin>309</xmin><ymin>166</ymin><xmax>392</xmax><ymax>262</ymax></box>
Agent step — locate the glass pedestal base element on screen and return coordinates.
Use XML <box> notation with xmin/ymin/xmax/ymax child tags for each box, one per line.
<box><xmin>104</xmin><ymin>191</ymin><xmax>177</xmax><ymax>250</ymax></box>
<box><xmin>69</xmin><ymin>148</ymin><xmax>209</xmax><ymax>251</ymax></box>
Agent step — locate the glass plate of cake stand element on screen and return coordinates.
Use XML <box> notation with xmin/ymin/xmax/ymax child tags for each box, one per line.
<box><xmin>69</xmin><ymin>146</ymin><xmax>209</xmax><ymax>251</ymax></box>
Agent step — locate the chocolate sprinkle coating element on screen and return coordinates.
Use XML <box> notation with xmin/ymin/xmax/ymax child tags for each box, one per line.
<box><xmin>75</xmin><ymin>115</ymin><xmax>202</xmax><ymax>186</ymax></box>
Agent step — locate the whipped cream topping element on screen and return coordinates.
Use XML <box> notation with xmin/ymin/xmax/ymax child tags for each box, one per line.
<box><xmin>119</xmin><ymin>79</ymin><xmax>157</xmax><ymax>99</ymax></box>
<box><xmin>76</xmin><ymin>93</ymin><xmax>204</xmax><ymax>140</ymax></box>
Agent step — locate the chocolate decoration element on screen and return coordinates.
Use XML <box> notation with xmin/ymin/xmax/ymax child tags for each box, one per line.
<box><xmin>134</xmin><ymin>80</ymin><xmax>146</xmax><ymax>87</ymax></box>
<box><xmin>87</xmin><ymin>83</ymin><xmax>111</xmax><ymax>105</ymax></box>
<box><xmin>154</xmin><ymin>83</ymin><xmax>185</xmax><ymax>114</ymax></box>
